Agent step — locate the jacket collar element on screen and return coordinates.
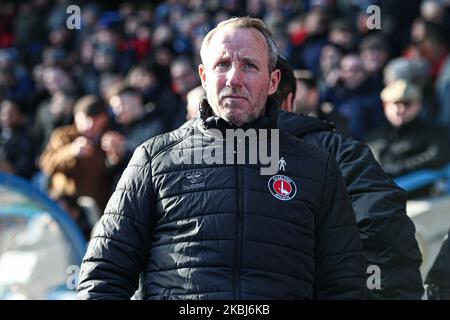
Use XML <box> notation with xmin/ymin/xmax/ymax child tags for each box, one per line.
<box><xmin>277</xmin><ymin>110</ymin><xmax>334</xmax><ymax>137</ymax></box>
<box><xmin>199</xmin><ymin>97</ymin><xmax>279</xmax><ymax>132</ymax></box>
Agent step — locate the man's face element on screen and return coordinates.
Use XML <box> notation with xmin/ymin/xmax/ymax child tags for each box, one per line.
<box><xmin>171</xmin><ymin>63</ymin><xmax>198</xmax><ymax>96</ymax></box>
<box><xmin>361</xmin><ymin>49</ymin><xmax>388</xmax><ymax>74</ymax></box>
<box><xmin>320</xmin><ymin>45</ymin><xmax>342</xmax><ymax>74</ymax></box>
<box><xmin>0</xmin><ymin>102</ymin><xmax>23</xmax><ymax>129</ymax></box>
<box><xmin>340</xmin><ymin>55</ymin><xmax>366</xmax><ymax>90</ymax></box>
<box><xmin>199</xmin><ymin>27</ymin><xmax>280</xmax><ymax>126</ymax></box>
<box><xmin>109</xmin><ymin>93</ymin><xmax>141</xmax><ymax>125</ymax></box>
<box><xmin>383</xmin><ymin>100</ymin><xmax>421</xmax><ymax>127</ymax></box>
<box><xmin>43</xmin><ymin>68</ymin><xmax>71</xmax><ymax>94</ymax></box>
<box><xmin>293</xmin><ymin>80</ymin><xmax>318</xmax><ymax>114</ymax></box>
<box><xmin>74</xmin><ymin>112</ymin><xmax>108</xmax><ymax>140</ymax></box>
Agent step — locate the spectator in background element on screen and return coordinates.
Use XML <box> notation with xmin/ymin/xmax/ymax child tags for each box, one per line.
<box><xmin>80</xmin><ymin>44</ymin><xmax>119</xmax><ymax>95</ymax></box>
<box><xmin>405</xmin><ymin>19</ymin><xmax>448</xmax><ymax>81</ymax></box>
<box><xmin>102</xmin><ymin>85</ymin><xmax>167</xmax><ymax>187</ymax></box>
<box><xmin>40</xmin><ymin>65</ymin><xmax>76</xmax><ymax>97</ymax></box>
<box><xmin>33</xmin><ymin>90</ymin><xmax>76</xmax><ymax>155</ymax></box>
<box><xmin>322</xmin><ymin>53</ymin><xmax>384</xmax><ymax>140</ymax></box>
<box><xmin>426</xmin><ymin>228</ymin><xmax>450</xmax><ymax>299</ymax></box>
<box><xmin>273</xmin><ymin>56</ymin><xmax>424</xmax><ymax>300</ymax></box>
<box><xmin>56</xmin><ymin>194</ymin><xmax>92</xmax><ymax>241</ymax></box>
<box><xmin>40</xmin><ymin>95</ymin><xmax>112</xmax><ymax>211</ymax></box>
<box><xmin>436</xmin><ymin>55</ymin><xmax>450</xmax><ymax>130</ymax></box>
<box><xmin>185</xmin><ymin>85</ymin><xmax>205</xmax><ymax>121</ymax></box>
<box><xmin>0</xmin><ymin>48</ymin><xmax>35</xmax><ymax>112</ymax></box>
<box><xmin>13</xmin><ymin>2</ymin><xmax>47</xmax><ymax>57</ymax></box>
<box><xmin>98</xmin><ymin>73</ymin><xmax>124</xmax><ymax>103</ymax></box>
<box><xmin>32</xmin><ymin>66</ymin><xmax>77</xmax><ymax>151</ymax></box>
<box><xmin>152</xmin><ymin>43</ymin><xmax>176</xmax><ymax>88</ymax></box>
<box><xmin>383</xmin><ymin>56</ymin><xmax>437</xmax><ymax>123</ymax></box>
<box><xmin>74</xmin><ymin>3</ymin><xmax>101</xmax><ymax>48</ymax></box>
<box><xmin>328</xmin><ymin>19</ymin><xmax>356</xmax><ymax>53</ymax></box>
<box><xmin>126</xmin><ymin>61</ymin><xmax>179</xmax><ymax>128</ymax></box>
<box><xmin>318</xmin><ymin>42</ymin><xmax>343</xmax><ymax>90</ymax></box>
<box><xmin>41</xmin><ymin>46</ymin><xmax>70</xmax><ymax>69</ymax></box>
<box><xmin>368</xmin><ymin>79</ymin><xmax>450</xmax><ymax>183</ymax></box>
<box><xmin>290</xmin><ymin>7</ymin><xmax>330</xmax><ymax>76</ymax></box>
<box><xmin>274</xmin><ymin>56</ymin><xmax>349</xmax><ymax>135</ymax></box>
<box><xmin>169</xmin><ymin>56</ymin><xmax>200</xmax><ymax>129</ymax></box>
<box><xmin>292</xmin><ymin>69</ymin><xmax>323</xmax><ymax>116</ymax></box>
<box><xmin>0</xmin><ymin>99</ymin><xmax>36</xmax><ymax>179</ymax></box>
<box><xmin>292</xmin><ymin>68</ymin><xmax>350</xmax><ymax>136</ymax></box>
<box><xmin>359</xmin><ymin>34</ymin><xmax>390</xmax><ymax>92</ymax></box>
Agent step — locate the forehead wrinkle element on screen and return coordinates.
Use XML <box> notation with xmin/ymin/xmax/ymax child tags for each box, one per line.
<box><xmin>206</xmin><ymin>27</ymin><xmax>268</xmax><ymax>64</ymax></box>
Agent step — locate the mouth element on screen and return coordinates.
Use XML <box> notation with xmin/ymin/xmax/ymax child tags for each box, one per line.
<box><xmin>222</xmin><ymin>95</ymin><xmax>247</xmax><ymax>100</ymax></box>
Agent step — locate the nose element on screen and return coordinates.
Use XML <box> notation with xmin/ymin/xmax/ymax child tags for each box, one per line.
<box><xmin>225</xmin><ymin>65</ymin><xmax>243</xmax><ymax>88</ymax></box>
<box><xmin>395</xmin><ymin>103</ymin><xmax>407</xmax><ymax>114</ymax></box>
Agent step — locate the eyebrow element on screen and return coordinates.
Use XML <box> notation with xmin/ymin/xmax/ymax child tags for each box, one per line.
<box><xmin>210</xmin><ymin>54</ymin><xmax>260</xmax><ymax>68</ymax></box>
<box><xmin>242</xmin><ymin>57</ymin><xmax>259</xmax><ymax>66</ymax></box>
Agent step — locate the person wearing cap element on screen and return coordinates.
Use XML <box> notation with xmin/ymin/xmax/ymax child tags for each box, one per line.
<box><xmin>367</xmin><ymin>79</ymin><xmax>450</xmax><ymax>181</ymax></box>
<box><xmin>40</xmin><ymin>94</ymin><xmax>112</xmax><ymax>211</ymax></box>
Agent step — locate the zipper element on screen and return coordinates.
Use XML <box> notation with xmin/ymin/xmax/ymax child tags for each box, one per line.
<box><xmin>233</xmin><ymin>143</ymin><xmax>244</xmax><ymax>299</ymax></box>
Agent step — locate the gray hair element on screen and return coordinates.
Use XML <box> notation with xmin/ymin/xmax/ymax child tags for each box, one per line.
<box><xmin>200</xmin><ymin>17</ymin><xmax>279</xmax><ymax>72</ymax></box>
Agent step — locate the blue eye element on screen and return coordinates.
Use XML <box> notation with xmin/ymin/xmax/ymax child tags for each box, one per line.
<box><xmin>244</xmin><ymin>63</ymin><xmax>257</xmax><ymax>70</ymax></box>
<box><xmin>215</xmin><ymin>62</ymin><xmax>230</xmax><ymax>70</ymax></box>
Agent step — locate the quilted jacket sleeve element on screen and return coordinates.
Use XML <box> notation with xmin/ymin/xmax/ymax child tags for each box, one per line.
<box><xmin>314</xmin><ymin>154</ymin><xmax>367</xmax><ymax>299</ymax></box>
<box><xmin>77</xmin><ymin>145</ymin><xmax>154</xmax><ymax>299</ymax></box>
<box><xmin>305</xmin><ymin>131</ymin><xmax>423</xmax><ymax>299</ymax></box>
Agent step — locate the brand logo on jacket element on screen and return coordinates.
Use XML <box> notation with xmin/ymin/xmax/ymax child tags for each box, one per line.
<box><xmin>183</xmin><ymin>169</ymin><xmax>205</xmax><ymax>191</ymax></box>
<box><xmin>268</xmin><ymin>175</ymin><xmax>297</xmax><ymax>201</ymax></box>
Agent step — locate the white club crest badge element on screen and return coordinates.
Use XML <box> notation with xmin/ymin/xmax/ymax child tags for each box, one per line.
<box><xmin>268</xmin><ymin>175</ymin><xmax>297</xmax><ymax>201</ymax></box>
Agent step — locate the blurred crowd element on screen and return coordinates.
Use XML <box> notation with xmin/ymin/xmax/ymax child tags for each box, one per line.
<box><xmin>1</xmin><ymin>0</ymin><xmax>450</xmax><ymax>236</ymax></box>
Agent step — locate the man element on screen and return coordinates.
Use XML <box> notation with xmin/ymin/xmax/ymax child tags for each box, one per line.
<box><xmin>322</xmin><ymin>54</ymin><xmax>384</xmax><ymax>140</ymax></box>
<box><xmin>101</xmin><ymin>85</ymin><xmax>166</xmax><ymax>187</ymax></box>
<box><xmin>126</xmin><ymin>61</ymin><xmax>180</xmax><ymax>130</ymax></box>
<box><xmin>186</xmin><ymin>85</ymin><xmax>205</xmax><ymax>120</ymax></box>
<box><xmin>40</xmin><ymin>95</ymin><xmax>111</xmax><ymax>211</ymax></box>
<box><xmin>78</xmin><ymin>17</ymin><xmax>366</xmax><ymax>300</ymax></box>
<box><xmin>0</xmin><ymin>99</ymin><xmax>36</xmax><ymax>179</ymax></box>
<box><xmin>426</xmin><ymin>230</ymin><xmax>450</xmax><ymax>299</ymax></box>
<box><xmin>274</xmin><ymin>58</ymin><xmax>424</xmax><ymax>299</ymax></box>
<box><xmin>368</xmin><ymin>79</ymin><xmax>450</xmax><ymax>179</ymax></box>
<box><xmin>168</xmin><ymin>56</ymin><xmax>201</xmax><ymax>129</ymax></box>
<box><xmin>273</xmin><ymin>57</ymin><xmax>349</xmax><ymax>135</ymax></box>
<box><xmin>359</xmin><ymin>35</ymin><xmax>390</xmax><ymax>92</ymax></box>
<box><xmin>33</xmin><ymin>89</ymin><xmax>76</xmax><ymax>154</ymax></box>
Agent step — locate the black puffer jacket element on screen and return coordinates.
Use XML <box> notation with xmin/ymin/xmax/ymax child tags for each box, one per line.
<box><xmin>425</xmin><ymin>230</ymin><xmax>450</xmax><ymax>299</ymax></box>
<box><xmin>367</xmin><ymin>117</ymin><xmax>450</xmax><ymax>178</ymax></box>
<box><xmin>278</xmin><ymin>111</ymin><xmax>424</xmax><ymax>299</ymax></box>
<box><xmin>78</xmin><ymin>101</ymin><xmax>366</xmax><ymax>300</ymax></box>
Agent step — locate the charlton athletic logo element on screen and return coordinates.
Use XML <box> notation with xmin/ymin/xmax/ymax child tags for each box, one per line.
<box><xmin>268</xmin><ymin>175</ymin><xmax>297</xmax><ymax>201</ymax></box>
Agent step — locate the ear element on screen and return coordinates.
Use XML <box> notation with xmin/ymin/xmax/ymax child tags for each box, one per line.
<box><xmin>279</xmin><ymin>92</ymin><xmax>293</xmax><ymax>113</ymax></box>
<box><xmin>285</xmin><ymin>92</ymin><xmax>293</xmax><ymax>112</ymax></box>
<box><xmin>268</xmin><ymin>68</ymin><xmax>281</xmax><ymax>96</ymax></box>
<box><xmin>199</xmin><ymin>64</ymin><xmax>207</xmax><ymax>90</ymax></box>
